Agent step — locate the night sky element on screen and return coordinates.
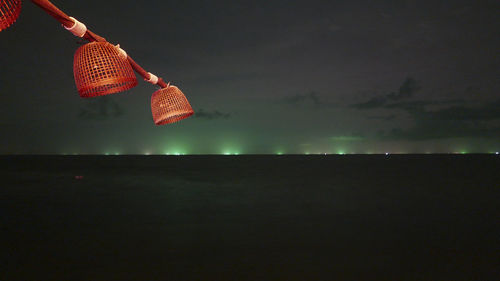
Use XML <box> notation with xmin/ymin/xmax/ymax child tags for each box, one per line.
<box><xmin>1</xmin><ymin>0</ymin><xmax>499</xmax><ymax>154</ymax></box>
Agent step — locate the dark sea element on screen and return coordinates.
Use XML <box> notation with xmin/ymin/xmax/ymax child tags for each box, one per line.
<box><xmin>1</xmin><ymin>155</ymin><xmax>498</xmax><ymax>280</ymax></box>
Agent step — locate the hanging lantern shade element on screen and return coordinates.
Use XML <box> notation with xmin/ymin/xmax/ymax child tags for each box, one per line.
<box><xmin>73</xmin><ymin>41</ymin><xmax>137</xmax><ymax>98</ymax></box>
<box><xmin>0</xmin><ymin>0</ymin><xmax>22</xmax><ymax>32</ymax></box>
<box><xmin>151</xmin><ymin>86</ymin><xmax>194</xmax><ymax>125</ymax></box>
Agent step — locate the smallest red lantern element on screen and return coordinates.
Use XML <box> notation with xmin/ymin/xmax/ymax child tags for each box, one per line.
<box><xmin>151</xmin><ymin>85</ymin><xmax>194</xmax><ymax>125</ymax></box>
<box><xmin>0</xmin><ymin>0</ymin><xmax>22</xmax><ymax>32</ymax></box>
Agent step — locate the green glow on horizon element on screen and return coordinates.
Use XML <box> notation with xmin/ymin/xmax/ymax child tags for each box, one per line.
<box><xmin>68</xmin><ymin>146</ymin><xmax>500</xmax><ymax>155</ymax></box>
<box><xmin>331</xmin><ymin>136</ymin><xmax>364</xmax><ymax>141</ymax></box>
<box><xmin>221</xmin><ymin>147</ymin><xmax>241</xmax><ymax>155</ymax></box>
<box><xmin>163</xmin><ymin>145</ymin><xmax>188</xmax><ymax>156</ymax></box>
<box><xmin>219</xmin><ymin>141</ymin><xmax>242</xmax><ymax>155</ymax></box>
<box><xmin>275</xmin><ymin>146</ymin><xmax>285</xmax><ymax>155</ymax></box>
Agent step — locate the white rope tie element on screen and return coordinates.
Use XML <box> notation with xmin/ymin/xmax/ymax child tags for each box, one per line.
<box><xmin>145</xmin><ymin>72</ymin><xmax>159</xmax><ymax>85</ymax></box>
<box><xmin>114</xmin><ymin>44</ymin><xmax>127</xmax><ymax>59</ymax></box>
<box><xmin>63</xmin><ymin>17</ymin><xmax>87</xmax><ymax>37</ymax></box>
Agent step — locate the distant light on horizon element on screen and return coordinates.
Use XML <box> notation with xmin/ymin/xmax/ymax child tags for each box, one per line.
<box><xmin>56</xmin><ymin>148</ymin><xmax>498</xmax><ymax>156</ymax></box>
<box><xmin>221</xmin><ymin>147</ymin><xmax>241</xmax><ymax>155</ymax></box>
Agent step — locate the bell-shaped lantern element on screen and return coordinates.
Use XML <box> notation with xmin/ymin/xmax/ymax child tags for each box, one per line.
<box><xmin>73</xmin><ymin>41</ymin><xmax>137</xmax><ymax>98</ymax></box>
<box><xmin>0</xmin><ymin>0</ymin><xmax>22</xmax><ymax>32</ymax></box>
<box><xmin>151</xmin><ymin>85</ymin><xmax>194</xmax><ymax>125</ymax></box>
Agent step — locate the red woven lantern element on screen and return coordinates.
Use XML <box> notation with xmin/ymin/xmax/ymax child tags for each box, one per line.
<box><xmin>73</xmin><ymin>41</ymin><xmax>137</xmax><ymax>98</ymax></box>
<box><xmin>151</xmin><ymin>86</ymin><xmax>194</xmax><ymax>125</ymax></box>
<box><xmin>0</xmin><ymin>0</ymin><xmax>22</xmax><ymax>32</ymax></box>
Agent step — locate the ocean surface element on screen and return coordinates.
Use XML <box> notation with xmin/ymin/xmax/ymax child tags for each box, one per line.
<box><xmin>1</xmin><ymin>155</ymin><xmax>498</xmax><ymax>280</ymax></box>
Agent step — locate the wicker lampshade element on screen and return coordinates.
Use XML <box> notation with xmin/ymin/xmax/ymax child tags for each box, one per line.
<box><xmin>73</xmin><ymin>41</ymin><xmax>137</xmax><ymax>98</ymax></box>
<box><xmin>0</xmin><ymin>0</ymin><xmax>22</xmax><ymax>32</ymax></box>
<box><xmin>151</xmin><ymin>86</ymin><xmax>194</xmax><ymax>125</ymax></box>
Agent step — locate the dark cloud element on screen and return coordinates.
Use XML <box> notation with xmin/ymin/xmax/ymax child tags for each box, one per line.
<box><xmin>380</xmin><ymin>99</ymin><xmax>500</xmax><ymax>139</ymax></box>
<box><xmin>384</xmin><ymin>100</ymin><xmax>453</xmax><ymax>117</ymax></box>
<box><xmin>387</xmin><ymin>99</ymin><xmax>500</xmax><ymax>121</ymax></box>
<box><xmin>388</xmin><ymin>78</ymin><xmax>421</xmax><ymax>100</ymax></box>
<box><xmin>78</xmin><ymin>97</ymin><xmax>124</xmax><ymax>121</ymax></box>
<box><xmin>353</xmin><ymin>96</ymin><xmax>388</xmax><ymax>109</ymax></box>
<box><xmin>279</xmin><ymin>91</ymin><xmax>325</xmax><ymax>107</ymax></box>
<box><xmin>352</xmin><ymin>78</ymin><xmax>500</xmax><ymax>140</ymax></box>
<box><xmin>194</xmin><ymin>109</ymin><xmax>232</xmax><ymax>120</ymax></box>
<box><xmin>352</xmin><ymin>77</ymin><xmax>420</xmax><ymax>109</ymax></box>
<box><xmin>384</xmin><ymin>120</ymin><xmax>500</xmax><ymax>140</ymax></box>
<box><xmin>427</xmin><ymin>101</ymin><xmax>500</xmax><ymax>121</ymax></box>
<box><xmin>370</xmin><ymin>114</ymin><xmax>397</xmax><ymax>121</ymax></box>
<box><xmin>385</xmin><ymin>100</ymin><xmax>437</xmax><ymax>111</ymax></box>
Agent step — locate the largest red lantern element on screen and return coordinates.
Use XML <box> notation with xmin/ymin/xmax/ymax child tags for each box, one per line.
<box><xmin>0</xmin><ymin>0</ymin><xmax>22</xmax><ymax>32</ymax></box>
<box><xmin>73</xmin><ymin>41</ymin><xmax>138</xmax><ymax>98</ymax></box>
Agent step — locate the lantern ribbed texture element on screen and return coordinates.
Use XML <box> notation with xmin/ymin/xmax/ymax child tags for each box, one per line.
<box><xmin>0</xmin><ymin>0</ymin><xmax>22</xmax><ymax>32</ymax></box>
<box><xmin>151</xmin><ymin>86</ymin><xmax>194</xmax><ymax>125</ymax></box>
<box><xmin>73</xmin><ymin>41</ymin><xmax>137</xmax><ymax>98</ymax></box>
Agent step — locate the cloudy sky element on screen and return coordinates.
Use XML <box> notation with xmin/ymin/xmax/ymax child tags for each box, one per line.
<box><xmin>0</xmin><ymin>0</ymin><xmax>499</xmax><ymax>154</ymax></box>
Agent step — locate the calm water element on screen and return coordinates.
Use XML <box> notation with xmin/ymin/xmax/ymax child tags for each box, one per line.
<box><xmin>1</xmin><ymin>155</ymin><xmax>499</xmax><ymax>280</ymax></box>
